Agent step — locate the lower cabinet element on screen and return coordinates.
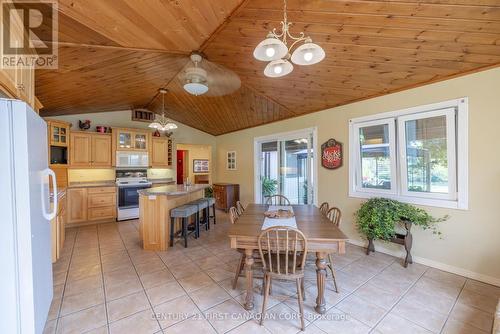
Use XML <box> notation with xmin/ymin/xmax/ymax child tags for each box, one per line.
<box><xmin>51</xmin><ymin>193</ymin><xmax>66</xmax><ymax>263</ymax></box>
<box><xmin>67</xmin><ymin>186</ymin><xmax>116</xmax><ymax>226</ymax></box>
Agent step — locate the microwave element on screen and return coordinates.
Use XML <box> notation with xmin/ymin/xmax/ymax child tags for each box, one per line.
<box><xmin>116</xmin><ymin>151</ymin><xmax>149</xmax><ymax>168</ymax></box>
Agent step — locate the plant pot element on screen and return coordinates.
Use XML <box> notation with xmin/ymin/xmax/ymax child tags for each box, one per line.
<box><xmin>366</xmin><ymin>237</ymin><xmax>375</xmax><ymax>255</ymax></box>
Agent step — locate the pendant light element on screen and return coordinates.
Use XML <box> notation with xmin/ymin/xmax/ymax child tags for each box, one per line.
<box><xmin>148</xmin><ymin>89</ymin><xmax>178</xmax><ymax>132</ymax></box>
<box><xmin>253</xmin><ymin>0</ymin><xmax>325</xmax><ymax>77</ymax></box>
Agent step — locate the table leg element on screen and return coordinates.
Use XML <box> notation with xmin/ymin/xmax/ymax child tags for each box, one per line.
<box><xmin>244</xmin><ymin>248</ymin><xmax>255</xmax><ymax>310</ymax></box>
<box><xmin>315</xmin><ymin>251</ymin><xmax>327</xmax><ymax>314</ymax></box>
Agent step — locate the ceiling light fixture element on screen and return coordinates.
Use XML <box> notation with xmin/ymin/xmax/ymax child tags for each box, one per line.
<box><xmin>183</xmin><ymin>53</ymin><xmax>209</xmax><ymax>96</ymax></box>
<box><xmin>149</xmin><ymin>89</ymin><xmax>178</xmax><ymax>132</ymax></box>
<box><xmin>254</xmin><ymin>0</ymin><xmax>325</xmax><ymax>77</ymax></box>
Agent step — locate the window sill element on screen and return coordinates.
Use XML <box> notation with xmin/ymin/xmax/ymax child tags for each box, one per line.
<box><xmin>348</xmin><ymin>191</ymin><xmax>468</xmax><ymax>210</ymax></box>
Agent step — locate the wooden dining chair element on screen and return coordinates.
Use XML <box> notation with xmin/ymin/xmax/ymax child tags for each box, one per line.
<box><xmin>325</xmin><ymin>207</ymin><xmax>341</xmax><ymax>292</ymax></box>
<box><xmin>265</xmin><ymin>194</ymin><xmax>291</xmax><ymax>206</ymax></box>
<box><xmin>258</xmin><ymin>226</ymin><xmax>307</xmax><ymax>331</ymax></box>
<box><xmin>236</xmin><ymin>200</ymin><xmax>245</xmax><ymax>215</ymax></box>
<box><xmin>319</xmin><ymin>202</ymin><xmax>329</xmax><ymax>216</ymax></box>
<box><xmin>230</xmin><ymin>206</ymin><xmax>263</xmax><ymax>289</ymax></box>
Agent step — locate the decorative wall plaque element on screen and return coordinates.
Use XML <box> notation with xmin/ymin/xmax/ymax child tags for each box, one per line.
<box><xmin>321</xmin><ymin>138</ymin><xmax>343</xmax><ymax>169</ymax></box>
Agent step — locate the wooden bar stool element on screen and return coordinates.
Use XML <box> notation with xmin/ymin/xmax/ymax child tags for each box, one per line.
<box><xmin>204</xmin><ymin>197</ymin><xmax>216</xmax><ymax>225</ymax></box>
<box><xmin>170</xmin><ymin>204</ymin><xmax>199</xmax><ymax>248</ymax></box>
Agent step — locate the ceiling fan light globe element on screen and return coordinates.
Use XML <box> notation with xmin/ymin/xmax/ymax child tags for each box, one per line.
<box><xmin>149</xmin><ymin>122</ymin><xmax>160</xmax><ymax>129</ymax></box>
<box><xmin>254</xmin><ymin>37</ymin><xmax>287</xmax><ymax>61</ymax></box>
<box><xmin>291</xmin><ymin>42</ymin><xmax>325</xmax><ymax>65</ymax></box>
<box><xmin>184</xmin><ymin>82</ymin><xmax>209</xmax><ymax>96</ymax></box>
<box><xmin>264</xmin><ymin>59</ymin><xmax>293</xmax><ymax>78</ymax></box>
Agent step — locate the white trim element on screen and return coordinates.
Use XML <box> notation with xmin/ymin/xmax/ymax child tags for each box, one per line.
<box><xmin>348</xmin><ymin>239</ymin><xmax>500</xmax><ymax>287</ymax></box>
<box><xmin>349</xmin><ymin>98</ymin><xmax>469</xmax><ymax>210</ymax></box>
<box><xmin>253</xmin><ymin>127</ymin><xmax>318</xmax><ymax>205</ymax></box>
<box><xmin>398</xmin><ymin>108</ymin><xmax>457</xmax><ymax>201</ymax></box>
<box><xmin>352</xmin><ymin>118</ymin><xmax>397</xmax><ymax>195</ymax></box>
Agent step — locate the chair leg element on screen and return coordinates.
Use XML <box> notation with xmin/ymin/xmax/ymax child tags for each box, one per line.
<box><xmin>301</xmin><ymin>278</ymin><xmax>306</xmax><ymax>301</ymax></box>
<box><xmin>328</xmin><ymin>253</ymin><xmax>339</xmax><ymax>293</ymax></box>
<box><xmin>296</xmin><ymin>278</ymin><xmax>305</xmax><ymax>331</ymax></box>
<box><xmin>260</xmin><ymin>274</ymin><xmax>271</xmax><ymax>326</ymax></box>
<box><xmin>195</xmin><ymin>212</ymin><xmax>200</xmax><ymax>238</ymax></box>
<box><xmin>212</xmin><ymin>204</ymin><xmax>216</xmax><ymax>224</ymax></box>
<box><xmin>183</xmin><ymin>218</ymin><xmax>188</xmax><ymax>248</ymax></box>
<box><xmin>232</xmin><ymin>254</ymin><xmax>245</xmax><ymax>289</ymax></box>
<box><xmin>205</xmin><ymin>207</ymin><xmax>209</xmax><ymax>231</ymax></box>
<box><xmin>169</xmin><ymin>217</ymin><xmax>175</xmax><ymax>247</ymax></box>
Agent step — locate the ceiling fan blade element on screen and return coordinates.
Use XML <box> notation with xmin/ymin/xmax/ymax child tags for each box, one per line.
<box><xmin>200</xmin><ymin>59</ymin><xmax>241</xmax><ymax>97</ymax></box>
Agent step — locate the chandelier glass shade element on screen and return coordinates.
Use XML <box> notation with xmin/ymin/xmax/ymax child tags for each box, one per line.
<box><xmin>149</xmin><ymin>89</ymin><xmax>178</xmax><ymax>132</ymax></box>
<box><xmin>253</xmin><ymin>0</ymin><xmax>325</xmax><ymax>77</ymax></box>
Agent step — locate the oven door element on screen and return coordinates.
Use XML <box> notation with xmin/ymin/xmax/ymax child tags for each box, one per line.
<box><xmin>117</xmin><ymin>184</ymin><xmax>150</xmax><ymax>209</ymax></box>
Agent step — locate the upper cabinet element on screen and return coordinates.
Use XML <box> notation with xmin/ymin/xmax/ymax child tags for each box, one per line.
<box><xmin>150</xmin><ymin>137</ymin><xmax>173</xmax><ymax>168</ymax></box>
<box><xmin>70</xmin><ymin>131</ymin><xmax>112</xmax><ymax>168</ymax></box>
<box><xmin>114</xmin><ymin>128</ymin><xmax>149</xmax><ymax>151</ymax></box>
<box><xmin>48</xmin><ymin>120</ymin><xmax>71</xmax><ymax>147</ymax></box>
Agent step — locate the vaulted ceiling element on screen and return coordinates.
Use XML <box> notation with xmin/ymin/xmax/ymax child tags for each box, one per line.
<box><xmin>36</xmin><ymin>0</ymin><xmax>500</xmax><ymax>135</ymax></box>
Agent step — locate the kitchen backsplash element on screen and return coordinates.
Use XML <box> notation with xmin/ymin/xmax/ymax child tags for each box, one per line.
<box><xmin>68</xmin><ymin>169</ymin><xmax>115</xmax><ymax>183</ymax></box>
<box><xmin>147</xmin><ymin>168</ymin><xmax>175</xmax><ymax>180</ymax></box>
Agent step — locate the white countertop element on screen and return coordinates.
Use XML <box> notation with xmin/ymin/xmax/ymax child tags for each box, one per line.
<box><xmin>138</xmin><ymin>184</ymin><xmax>209</xmax><ymax>196</ymax></box>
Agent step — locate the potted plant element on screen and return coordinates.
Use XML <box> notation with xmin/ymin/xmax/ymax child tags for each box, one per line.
<box><xmin>355</xmin><ymin>198</ymin><xmax>448</xmax><ymax>265</ymax></box>
<box><xmin>262</xmin><ymin>177</ymin><xmax>278</xmax><ymax>197</ymax></box>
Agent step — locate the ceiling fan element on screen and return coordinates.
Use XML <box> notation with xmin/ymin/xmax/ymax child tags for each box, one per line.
<box><xmin>175</xmin><ymin>51</ymin><xmax>241</xmax><ymax>97</ymax></box>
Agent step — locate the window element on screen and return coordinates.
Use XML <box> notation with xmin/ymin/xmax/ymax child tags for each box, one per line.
<box><xmin>349</xmin><ymin>98</ymin><xmax>468</xmax><ymax>209</ymax></box>
<box><xmin>227</xmin><ymin>151</ymin><xmax>237</xmax><ymax>170</ymax></box>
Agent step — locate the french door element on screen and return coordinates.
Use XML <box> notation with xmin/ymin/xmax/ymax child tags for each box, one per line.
<box><xmin>255</xmin><ymin>128</ymin><xmax>316</xmax><ymax>205</ymax></box>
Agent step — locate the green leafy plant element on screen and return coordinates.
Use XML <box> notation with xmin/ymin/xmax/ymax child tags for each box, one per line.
<box><xmin>204</xmin><ymin>186</ymin><xmax>213</xmax><ymax>198</ymax></box>
<box><xmin>355</xmin><ymin>197</ymin><xmax>448</xmax><ymax>241</ymax></box>
<box><xmin>262</xmin><ymin>177</ymin><xmax>278</xmax><ymax>197</ymax></box>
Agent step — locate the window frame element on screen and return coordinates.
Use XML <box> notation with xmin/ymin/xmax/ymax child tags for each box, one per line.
<box><xmin>349</xmin><ymin>98</ymin><xmax>468</xmax><ymax>210</ymax></box>
<box><xmin>398</xmin><ymin>108</ymin><xmax>457</xmax><ymax>201</ymax></box>
<box><xmin>352</xmin><ymin>118</ymin><xmax>397</xmax><ymax>196</ymax></box>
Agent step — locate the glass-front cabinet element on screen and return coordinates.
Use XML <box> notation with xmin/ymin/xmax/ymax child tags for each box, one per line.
<box><xmin>115</xmin><ymin>128</ymin><xmax>149</xmax><ymax>151</ymax></box>
<box><xmin>49</xmin><ymin>121</ymin><xmax>70</xmax><ymax>147</ymax></box>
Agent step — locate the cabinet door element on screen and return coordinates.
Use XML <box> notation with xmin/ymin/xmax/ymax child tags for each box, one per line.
<box><xmin>151</xmin><ymin>138</ymin><xmax>168</xmax><ymax>167</ymax></box>
<box><xmin>50</xmin><ymin>124</ymin><xmax>68</xmax><ymax>146</ymax></box>
<box><xmin>91</xmin><ymin>135</ymin><xmax>112</xmax><ymax>167</ymax></box>
<box><xmin>134</xmin><ymin>132</ymin><xmax>148</xmax><ymax>150</ymax></box>
<box><xmin>70</xmin><ymin>132</ymin><xmax>91</xmax><ymax>166</ymax></box>
<box><xmin>67</xmin><ymin>188</ymin><xmax>87</xmax><ymax>224</ymax></box>
<box><xmin>117</xmin><ymin>131</ymin><xmax>132</xmax><ymax>150</ymax></box>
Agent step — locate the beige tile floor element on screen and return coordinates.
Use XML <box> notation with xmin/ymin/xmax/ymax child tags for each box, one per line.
<box><xmin>44</xmin><ymin>211</ymin><xmax>498</xmax><ymax>334</ymax></box>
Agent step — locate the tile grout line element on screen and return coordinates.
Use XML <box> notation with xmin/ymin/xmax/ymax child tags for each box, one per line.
<box><xmin>96</xmin><ymin>224</ymin><xmax>111</xmax><ymax>334</ymax></box>
<box><xmin>54</xmin><ymin>228</ymin><xmax>78</xmax><ymax>334</ymax></box>
<box><xmin>438</xmin><ymin>279</ymin><xmax>467</xmax><ymax>334</ymax></box>
<box><xmin>114</xmin><ymin>222</ymin><xmax>164</xmax><ymax>332</ymax></box>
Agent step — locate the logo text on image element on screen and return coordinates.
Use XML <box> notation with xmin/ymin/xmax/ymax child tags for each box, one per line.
<box><xmin>1</xmin><ymin>1</ymin><xmax>58</xmax><ymax>69</ymax></box>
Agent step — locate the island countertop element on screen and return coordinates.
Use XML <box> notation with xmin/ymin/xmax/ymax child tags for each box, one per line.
<box><xmin>138</xmin><ymin>184</ymin><xmax>209</xmax><ymax>196</ymax></box>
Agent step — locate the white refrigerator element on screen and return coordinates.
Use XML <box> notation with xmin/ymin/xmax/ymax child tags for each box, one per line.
<box><xmin>0</xmin><ymin>99</ymin><xmax>56</xmax><ymax>334</ymax></box>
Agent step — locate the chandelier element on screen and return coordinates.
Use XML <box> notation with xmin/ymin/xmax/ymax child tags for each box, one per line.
<box><xmin>148</xmin><ymin>89</ymin><xmax>178</xmax><ymax>132</ymax></box>
<box><xmin>253</xmin><ymin>0</ymin><xmax>325</xmax><ymax>77</ymax></box>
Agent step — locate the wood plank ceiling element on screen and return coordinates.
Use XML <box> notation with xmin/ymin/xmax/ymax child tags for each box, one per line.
<box><xmin>36</xmin><ymin>0</ymin><xmax>500</xmax><ymax>135</ymax></box>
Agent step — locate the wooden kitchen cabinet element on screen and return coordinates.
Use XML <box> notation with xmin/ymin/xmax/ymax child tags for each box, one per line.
<box><xmin>70</xmin><ymin>131</ymin><xmax>112</xmax><ymax>167</ymax></box>
<box><xmin>48</xmin><ymin>120</ymin><xmax>70</xmax><ymax>147</ymax></box>
<box><xmin>67</xmin><ymin>186</ymin><xmax>116</xmax><ymax>226</ymax></box>
<box><xmin>150</xmin><ymin>137</ymin><xmax>173</xmax><ymax>167</ymax></box>
<box><xmin>114</xmin><ymin>128</ymin><xmax>149</xmax><ymax>151</ymax></box>
<box><xmin>52</xmin><ymin>193</ymin><xmax>66</xmax><ymax>263</ymax></box>
<box><xmin>213</xmin><ymin>183</ymin><xmax>239</xmax><ymax>212</ymax></box>
<box><xmin>67</xmin><ymin>188</ymin><xmax>87</xmax><ymax>224</ymax></box>
<box><xmin>91</xmin><ymin>134</ymin><xmax>112</xmax><ymax>167</ymax></box>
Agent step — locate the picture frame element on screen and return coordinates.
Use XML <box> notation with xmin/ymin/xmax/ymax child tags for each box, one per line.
<box><xmin>226</xmin><ymin>151</ymin><xmax>237</xmax><ymax>170</ymax></box>
<box><xmin>193</xmin><ymin>159</ymin><xmax>209</xmax><ymax>173</ymax></box>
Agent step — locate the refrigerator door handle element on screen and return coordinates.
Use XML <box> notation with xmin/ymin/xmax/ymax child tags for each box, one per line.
<box><xmin>41</xmin><ymin>168</ymin><xmax>57</xmax><ymax>220</ymax></box>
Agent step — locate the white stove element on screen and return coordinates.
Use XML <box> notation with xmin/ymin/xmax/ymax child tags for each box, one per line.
<box><xmin>116</xmin><ymin>169</ymin><xmax>152</xmax><ymax>221</ymax></box>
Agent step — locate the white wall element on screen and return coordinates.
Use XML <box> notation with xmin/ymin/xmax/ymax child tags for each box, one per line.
<box><xmin>215</xmin><ymin>67</ymin><xmax>500</xmax><ymax>286</ymax></box>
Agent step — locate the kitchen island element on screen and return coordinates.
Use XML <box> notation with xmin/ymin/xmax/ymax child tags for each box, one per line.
<box><xmin>138</xmin><ymin>184</ymin><xmax>210</xmax><ymax>251</ymax></box>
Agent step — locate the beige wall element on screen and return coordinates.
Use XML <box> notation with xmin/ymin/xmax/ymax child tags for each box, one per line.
<box><xmin>215</xmin><ymin>67</ymin><xmax>500</xmax><ymax>285</ymax></box>
<box><xmin>177</xmin><ymin>143</ymin><xmax>212</xmax><ymax>184</ymax></box>
<box><xmin>48</xmin><ymin>110</ymin><xmax>217</xmax><ymax>183</ymax></box>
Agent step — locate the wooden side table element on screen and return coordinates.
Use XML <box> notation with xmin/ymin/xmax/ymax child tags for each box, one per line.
<box><xmin>367</xmin><ymin>221</ymin><xmax>413</xmax><ymax>267</ymax></box>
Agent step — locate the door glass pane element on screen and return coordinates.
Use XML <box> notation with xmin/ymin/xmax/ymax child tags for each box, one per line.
<box><xmin>60</xmin><ymin>135</ymin><xmax>66</xmax><ymax>143</ymax></box>
<box><xmin>405</xmin><ymin>115</ymin><xmax>448</xmax><ymax>193</ymax></box>
<box><xmin>359</xmin><ymin>124</ymin><xmax>392</xmax><ymax>190</ymax></box>
<box><xmin>119</xmin><ymin>132</ymin><xmax>131</xmax><ymax>149</ymax></box>
<box><xmin>135</xmin><ymin>134</ymin><xmax>146</xmax><ymax>149</ymax></box>
<box><xmin>282</xmin><ymin>138</ymin><xmax>310</xmax><ymax>204</ymax></box>
<box><xmin>60</xmin><ymin>128</ymin><xmax>66</xmax><ymax>135</ymax></box>
<box><xmin>260</xmin><ymin>141</ymin><xmax>278</xmax><ymax>203</ymax></box>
